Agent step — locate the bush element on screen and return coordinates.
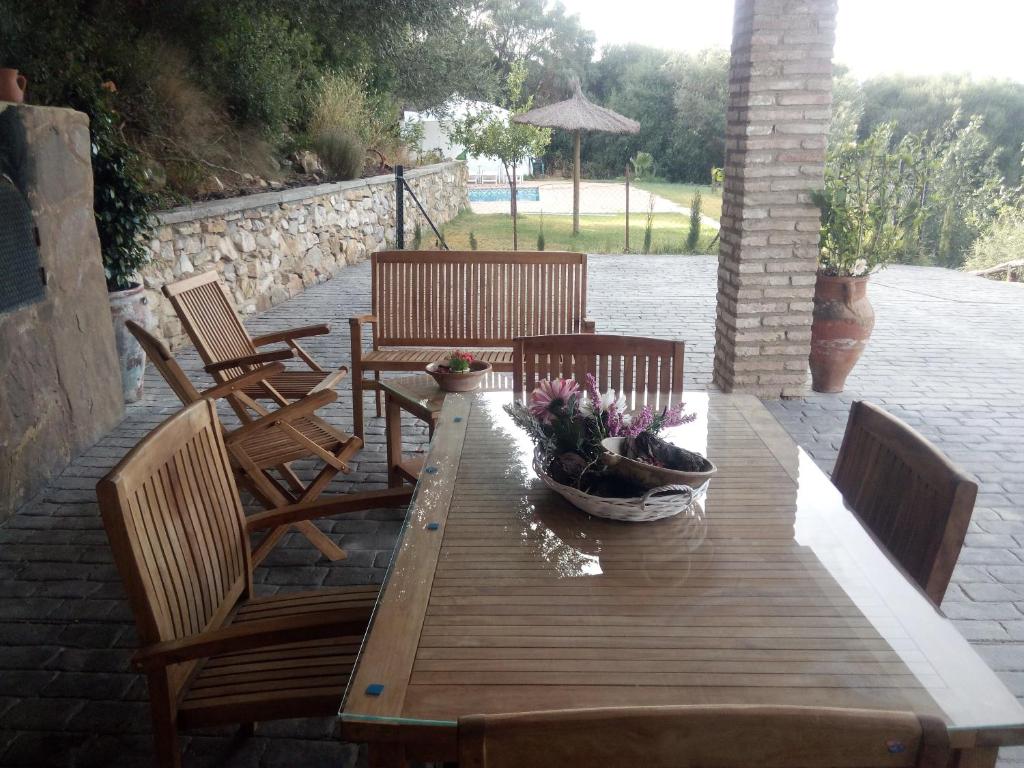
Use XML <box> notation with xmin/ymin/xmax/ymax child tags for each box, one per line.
<box><xmin>686</xmin><ymin>191</ymin><xmax>702</xmax><ymax>251</ymax></box>
<box><xmin>309</xmin><ymin>72</ymin><xmax>405</xmax><ymax>165</ymax></box>
<box><xmin>964</xmin><ymin>208</ymin><xmax>1024</xmax><ymax>271</ymax></box>
<box><xmin>469</xmin><ymin>230</ymin><xmax>478</xmax><ymax>250</ymax></box>
<box><xmin>314</xmin><ymin>128</ymin><xmax>365</xmax><ymax>180</ymax></box>
<box><xmin>200</xmin><ymin>10</ymin><xmax>320</xmax><ymax>134</ymax></box>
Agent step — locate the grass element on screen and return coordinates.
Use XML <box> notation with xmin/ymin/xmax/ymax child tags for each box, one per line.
<box><xmin>631</xmin><ymin>180</ymin><xmax>723</xmax><ymax>222</ymax></box>
<box><xmin>437</xmin><ymin>211</ymin><xmax>719</xmax><ymax>254</ymax></box>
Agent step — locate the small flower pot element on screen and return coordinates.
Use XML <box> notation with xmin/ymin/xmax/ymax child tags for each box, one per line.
<box><xmin>425</xmin><ymin>360</ymin><xmax>492</xmax><ymax>392</ymax></box>
<box><xmin>108</xmin><ymin>282</ymin><xmax>153</xmax><ymax>403</ymax></box>
<box><xmin>809</xmin><ymin>273</ymin><xmax>875</xmax><ymax>393</ymax></box>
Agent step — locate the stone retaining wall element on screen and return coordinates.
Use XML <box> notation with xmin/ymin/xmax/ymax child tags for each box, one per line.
<box><xmin>141</xmin><ymin>161</ymin><xmax>467</xmax><ymax>350</ymax></box>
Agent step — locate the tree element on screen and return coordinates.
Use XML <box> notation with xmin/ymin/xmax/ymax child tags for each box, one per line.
<box><xmin>450</xmin><ymin>61</ymin><xmax>551</xmax><ymax>250</ymax></box>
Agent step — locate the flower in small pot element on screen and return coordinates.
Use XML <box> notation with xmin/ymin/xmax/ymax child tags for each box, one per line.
<box><xmin>426</xmin><ymin>351</ymin><xmax>491</xmax><ymax>392</ymax></box>
<box><xmin>810</xmin><ymin>122</ymin><xmax>924</xmax><ymax>393</ymax></box>
<box><xmin>443</xmin><ymin>351</ymin><xmax>475</xmax><ymax>373</ymax></box>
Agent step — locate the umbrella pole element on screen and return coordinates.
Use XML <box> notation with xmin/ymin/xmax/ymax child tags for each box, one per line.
<box><xmin>573</xmin><ymin>129</ymin><xmax>581</xmax><ymax>236</ymax></box>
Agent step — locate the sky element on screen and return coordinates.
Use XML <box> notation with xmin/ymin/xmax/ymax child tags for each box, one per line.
<box><xmin>556</xmin><ymin>0</ymin><xmax>1024</xmax><ymax>83</ymax></box>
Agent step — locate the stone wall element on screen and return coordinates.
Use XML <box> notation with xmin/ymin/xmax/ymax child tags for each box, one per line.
<box><xmin>712</xmin><ymin>0</ymin><xmax>837</xmax><ymax>398</ymax></box>
<box><xmin>142</xmin><ymin>161</ymin><xmax>467</xmax><ymax>350</ymax></box>
<box><xmin>0</xmin><ymin>104</ymin><xmax>124</xmax><ymax>522</ymax></box>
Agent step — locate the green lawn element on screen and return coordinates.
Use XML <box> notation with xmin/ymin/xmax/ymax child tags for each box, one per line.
<box><xmin>432</xmin><ymin>211</ymin><xmax>718</xmax><ymax>254</ymax></box>
<box><xmin>631</xmin><ymin>180</ymin><xmax>723</xmax><ymax>222</ymax></box>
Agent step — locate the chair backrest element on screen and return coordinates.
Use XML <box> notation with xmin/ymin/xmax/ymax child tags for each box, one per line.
<box><xmin>457</xmin><ymin>705</ymin><xmax>950</xmax><ymax>768</ymax></box>
<box><xmin>162</xmin><ymin>271</ymin><xmax>257</xmax><ymax>380</ymax></box>
<box><xmin>96</xmin><ymin>400</ymin><xmax>252</xmax><ymax>696</ymax></box>
<box><xmin>513</xmin><ymin>333</ymin><xmax>685</xmax><ymax>406</ymax></box>
<box><xmin>125</xmin><ymin>320</ymin><xmax>202</xmax><ymax>406</ymax></box>
<box><xmin>833</xmin><ymin>401</ymin><xmax>977</xmax><ymax>605</ymax></box>
<box><xmin>371</xmin><ymin>251</ymin><xmax>589</xmax><ymax>347</ymax></box>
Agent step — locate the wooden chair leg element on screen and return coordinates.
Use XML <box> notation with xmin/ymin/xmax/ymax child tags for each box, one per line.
<box><xmin>298</xmin><ymin>464</ymin><xmax>340</xmax><ymax>503</ymax></box>
<box><xmin>374</xmin><ymin>370</ymin><xmax>383</xmax><ymax>417</ymax></box>
<box><xmin>276</xmin><ymin>464</ymin><xmax>305</xmax><ymax>497</ymax></box>
<box><xmin>352</xmin><ymin>370</ymin><xmax>365</xmax><ymax>441</ymax></box>
<box><xmin>148</xmin><ymin>676</ymin><xmax>182</xmax><ymax>768</ymax></box>
<box><xmin>295</xmin><ymin>520</ymin><xmax>347</xmax><ymax>561</ymax></box>
<box><xmin>252</xmin><ymin>524</ymin><xmax>291</xmax><ymax>566</ymax></box>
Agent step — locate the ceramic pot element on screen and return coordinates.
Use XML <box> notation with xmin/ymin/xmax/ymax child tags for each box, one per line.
<box><xmin>0</xmin><ymin>69</ymin><xmax>27</xmax><ymax>103</ymax></box>
<box><xmin>809</xmin><ymin>274</ymin><xmax>875</xmax><ymax>393</ymax></box>
<box><xmin>425</xmin><ymin>360</ymin><xmax>492</xmax><ymax>392</ymax></box>
<box><xmin>109</xmin><ymin>283</ymin><xmax>153</xmax><ymax>403</ymax></box>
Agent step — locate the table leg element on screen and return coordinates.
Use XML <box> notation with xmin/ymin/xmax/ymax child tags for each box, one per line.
<box><xmin>385</xmin><ymin>392</ymin><xmax>404</xmax><ymax>488</ymax></box>
<box><xmin>368</xmin><ymin>742</ymin><xmax>405</xmax><ymax>768</ymax></box>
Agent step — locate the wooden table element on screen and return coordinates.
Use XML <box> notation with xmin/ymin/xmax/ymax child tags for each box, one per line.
<box><xmin>380</xmin><ymin>374</ymin><xmax>510</xmax><ymax>487</ymax></box>
<box><xmin>341</xmin><ymin>390</ymin><xmax>1024</xmax><ymax>766</ymax></box>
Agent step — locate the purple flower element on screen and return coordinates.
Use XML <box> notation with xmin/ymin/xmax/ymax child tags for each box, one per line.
<box><xmin>661</xmin><ymin>402</ymin><xmax>697</xmax><ymax>428</ymax></box>
<box><xmin>625</xmin><ymin>405</ymin><xmax>654</xmax><ymax>437</ymax></box>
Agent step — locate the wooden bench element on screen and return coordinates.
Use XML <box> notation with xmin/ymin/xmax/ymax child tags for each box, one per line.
<box><xmin>349</xmin><ymin>250</ymin><xmax>596</xmax><ymax>438</ymax></box>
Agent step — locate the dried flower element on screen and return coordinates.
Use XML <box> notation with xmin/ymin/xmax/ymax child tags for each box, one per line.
<box><xmin>529</xmin><ymin>378</ymin><xmax>579</xmax><ymax>423</ymax></box>
<box><xmin>660</xmin><ymin>402</ymin><xmax>697</xmax><ymax>428</ymax></box>
<box><xmin>624</xmin><ymin>405</ymin><xmax>654</xmax><ymax>438</ymax></box>
<box><xmin>580</xmin><ymin>373</ymin><xmax>626</xmax><ymax>417</ymax></box>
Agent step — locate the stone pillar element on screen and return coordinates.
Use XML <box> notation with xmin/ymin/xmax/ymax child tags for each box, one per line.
<box><xmin>713</xmin><ymin>0</ymin><xmax>837</xmax><ymax>397</ymax></box>
<box><xmin>0</xmin><ymin>104</ymin><xmax>123</xmax><ymax>521</ymax></box>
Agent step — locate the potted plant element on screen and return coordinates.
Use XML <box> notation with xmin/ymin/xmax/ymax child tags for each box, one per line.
<box><xmin>426</xmin><ymin>351</ymin><xmax>491</xmax><ymax>392</ymax></box>
<box><xmin>809</xmin><ymin>123</ymin><xmax>923</xmax><ymax>392</ymax></box>
<box><xmin>86</xmin><ymin>86</ymin><xmax>157</xmax><ymax>402</ymax></box>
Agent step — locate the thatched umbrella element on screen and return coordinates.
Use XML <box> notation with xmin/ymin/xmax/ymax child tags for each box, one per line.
<box><xmin>513</xmin><ymin>80</ymin><xmax>640</xmax><ymax>234</ymax></box>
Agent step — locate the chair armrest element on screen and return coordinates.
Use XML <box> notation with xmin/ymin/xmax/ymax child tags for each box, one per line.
<box><xmin>250</xmin><ymin>324</ymin><xmax>331</xmax><ymax>347</ymax></box>
<box><xmin>582</xmin><ymin>318</ymin><xmax>597</xmax><ymax>334</ymax></box>
<box><xmin>200</xmin><ymin>363</ymin><xmax>287</xmax><ymax>400</ymax></box>
<box><xmin>224</xmin><ymin>389</ymin><xmax>337</xmax><ymax>443</ymax></box>
<box><xmin>245</xmin><ymin>487</ymin><xmax>413</xmax><ymax>531</ymax></box>
<box><xmin>348</xmin><ymin>315</ymin><xmax>378</xmax><ymax>327</ymax></box>
<box><xmin>204</xmin><ymin>349</ymin><xmax>294</xmax><ymax>374</ymax></box>
<box><xmin>131</xmin><ymin>607</ymin><xmax>371</xmax><ymax>672</ymax></box>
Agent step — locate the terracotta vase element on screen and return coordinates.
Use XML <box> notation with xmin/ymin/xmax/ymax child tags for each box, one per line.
<box><xmin>109</xmin><ymin>283</ymin><xmax>154</xmax><ymax>403</ymax></box>
<box><xmin>809</xmin><ymin>274</ymin><xmax>875</xmax><ymax>393</ymax></box>
<box><xmin>0</xmin><ymin>69</ymin><xmax>27</xmax><ymax>103</ymax></box>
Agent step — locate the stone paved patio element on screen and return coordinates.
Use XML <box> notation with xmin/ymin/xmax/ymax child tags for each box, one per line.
<box><xmin>1</xmin><ymin>256</ymin><xmax>1022</xmax><ymax>767</ymax></box>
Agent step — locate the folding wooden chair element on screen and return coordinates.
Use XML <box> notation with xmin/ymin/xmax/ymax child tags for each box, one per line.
<box><xmin>833</xmin><ymin>400</ymin><xmax>978</xmax><ymax>605</ymax></box>
<box><xmin>458</xmin><ymin>705</ymin><xmax>951</xmax><ymax>768</ymax></box>
<box><xmin>127</xmin><ymin>320</ymin><xmax>362</xmax><ymax>564</ymax></box>
<box><xmin>97</xmin><ymin>399</ymin><xmax>410</xmax><ymax>768</ymax></box>
<box><xmin>162</xmin><ymin>270</ymin><xmax>346</xmax><ymax>410</ymax></box>
<box><xmin>513</xmin><ymin>333</ymin><xmax>685</xmax><ymax>407</ymax></box>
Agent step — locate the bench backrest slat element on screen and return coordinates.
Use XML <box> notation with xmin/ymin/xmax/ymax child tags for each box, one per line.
<box><xmin>372</xmin><ymin>251</ymin><xmax>589</xmax><ymax>347</ymax></box>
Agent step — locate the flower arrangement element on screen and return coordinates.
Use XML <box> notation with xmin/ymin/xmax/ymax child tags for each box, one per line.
<box><xmin>506</xmin><ymin>374</ymin><xmax>700</xmax><ymax>494</ymax></box>
<box><xmin>440</xmin><ymin>351</ymin><xmax>475</xmax><ymax>373</ymax></box>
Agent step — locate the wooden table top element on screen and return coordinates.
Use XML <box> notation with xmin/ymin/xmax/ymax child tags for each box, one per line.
<box><xmin>340</xmin><ymin>390</ymin><xmax>1024</xmax><ymax>756</ymax></box>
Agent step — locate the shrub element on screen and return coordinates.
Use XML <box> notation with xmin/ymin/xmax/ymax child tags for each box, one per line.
<box><xmin>314</xmin><ymin>128</ymin><xmax>365</xmax><ymax>180</ymax></box>
<box><xmin>200</xmin><ymin>10</ymin><xmax>319</xmax><ymax>134</ymax></box>
<box><xmin>686</xmin><ymin>191</ymin><xmax>702</xmax><ymax>252</ymax></box>
<box><xmin>964</xmin><ymin>208</ymin><xmax>1024</xmax><ymax>271</ymax></box>
<box><xmin>537</xmin><ymin>212</ymin><xmax>546</xmax><ymax>250</ymax></box>
<box><xmin>469</xmin><ymin>230</ymin><xmax>478</xmax><ymax>250</ymax></box>
<box><xmin>642</xmin><ymin>196</ymin><xmax>655</xmax><ymax>255</ymax></box>
<box><xmin>309</xmin><ymin>72</ymin><xmax>405</xmax><ymax>165</ymax></box>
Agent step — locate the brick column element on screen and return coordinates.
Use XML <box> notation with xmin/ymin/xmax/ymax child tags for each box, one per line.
<box><xmin>713</xmin><ymin>0</ymin><xmax>837</xmax><ymax>397</ymax></box>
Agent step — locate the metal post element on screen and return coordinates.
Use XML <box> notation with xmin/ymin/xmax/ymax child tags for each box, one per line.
<box><xmin>624</xmin><ymin>163</ymin><xmax>630</xmax><ymax>253</ymax></box>
<box><xmin>395</xmin><ymin>165</ymin><xmax>404</xmax><ymax>249</ymax></box>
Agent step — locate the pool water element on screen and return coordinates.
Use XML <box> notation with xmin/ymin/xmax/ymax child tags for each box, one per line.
<box><xmin>468</xmin><ymin>186</ymin><xmax>541</xmax><ymax>202</ymax></box>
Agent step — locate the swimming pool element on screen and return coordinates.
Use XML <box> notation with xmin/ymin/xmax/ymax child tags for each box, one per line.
<box><xmin>468</xmin><ymin>186</ymin><xmax>541</xmax><ymax>202</ymax></box>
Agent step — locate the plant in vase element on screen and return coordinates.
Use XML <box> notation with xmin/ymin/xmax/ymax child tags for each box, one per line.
<box><xmin>505</xmin><ymin>375</ymin><xmax>704</xmax><ymax>498</ymax></box>
<box><xmin>810</xmin><ymin>122</ymin><xmax>925</xmax><ymax>392</ymax></box>
<box><xmin>425</xmin><ymin>351</ymin><xmax>492</xmax><ymax>392</ymax></box>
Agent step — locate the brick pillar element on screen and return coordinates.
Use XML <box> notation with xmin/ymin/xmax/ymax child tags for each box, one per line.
<box><xmin>713</xmin><ymin>0</ymin><xmax>837</xmax><ymax>397</ymax></box>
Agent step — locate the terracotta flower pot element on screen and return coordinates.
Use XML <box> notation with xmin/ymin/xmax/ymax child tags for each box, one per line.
<box><xmin>425</xmin><ymin>360</ymin><xmax>492</xmax><ymax>392</ymax></box>
<box><xmin>0</xmin><ymin>69</ymin><xmax>27</xmax><ymax>103</ymax></box>
<box><xmin>809</xmin><ymin>273</ymin><xmax>875</xmax><ymax>393</ymax></box>
<box><xmin>109</xmin><ymin>283</ymin><xmax>153</xmax><ymax>403</ymax></box>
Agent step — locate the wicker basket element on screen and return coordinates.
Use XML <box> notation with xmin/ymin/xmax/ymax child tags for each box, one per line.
<box><xmin>533</xmin><ymin>452</ymin><xmax>702</xmax><ymax>523</ymax></box>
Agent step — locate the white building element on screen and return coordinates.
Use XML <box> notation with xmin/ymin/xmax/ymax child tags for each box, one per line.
<box><xmin>402</xmin><ymin>99</ymin><xmax>532</xmax><ymax>184</ymax></box>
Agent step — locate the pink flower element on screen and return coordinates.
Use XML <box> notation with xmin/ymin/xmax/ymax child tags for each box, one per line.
<box><xmin>661</xmin><ymin>402</ymin><xmax>697</xmax><ymax>428</ymax></box>
<box><xmin>529</xmin><ymin>378</ymin><xmax>579</xmax><ymax>423</ymax></box>
<box><xmin>625</xmin><ymin>405</ymin><xmax>654</xmax><ymax>437</ymax></box>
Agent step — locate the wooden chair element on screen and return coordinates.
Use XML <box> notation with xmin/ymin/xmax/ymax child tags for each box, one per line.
<box><xmin>833</xmin><ymin>400</ymin><xmax>978</xmax><ymax>605</ymax></box>
<box><xmin>97</xmin><ymin>399</ymin><xmax>410</xmax><ymax>768</ymax></box>
<box><xmin>162</xmin><ymin>270</ymin><xmax>347</xmax><ymax>408</ymax></box>
<box><xmin>126</xmin><ymin>320</ymin><xmax>362</xmax><ymax>564</ymax></box>
<box><xmin>513</xmin><ymin>333</ymin><xmax>685</xmax><ymax>406</ymax></box>
<box><xmin>458</xmin><ymin>705</ymin><xmax>951</xmax><ymax>768</ymax></box>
